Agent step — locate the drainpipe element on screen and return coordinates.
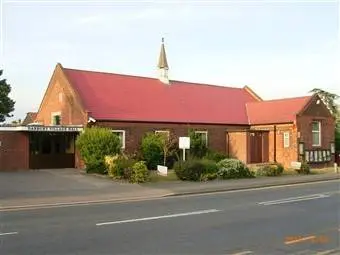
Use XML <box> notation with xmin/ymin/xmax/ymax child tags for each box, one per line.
<box><xmin>227</xmin><ymin>132</ymin><xmax>230</xmax><ymax>157</ymax></box>
<box><xmin>274</xmin><ymin>125</ymin><xmax>277</xmax><ymax>162</ymax></box>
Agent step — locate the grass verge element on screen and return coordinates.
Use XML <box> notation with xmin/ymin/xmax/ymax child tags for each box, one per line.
<box><xmin>149</xmin><ymin>170</ymin><xmax>179</xmax><ymax>182</ymax></box>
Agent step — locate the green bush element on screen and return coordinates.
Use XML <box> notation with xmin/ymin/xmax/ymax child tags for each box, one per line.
<box><xmin>200</xmin><ymin>159</ymin><xmax>219</xmax><ymax>181</ymax></box>
<box><xmin>141</xmin><ymin>133</ymin><xmax>163</xmax><ymax>170</ymax></box>
<box><xmin>174</xmin><ymin>159</ymin><xmax>218</xmax><ymax>181</ymax></box>
<box><xmin>189</xmin><ymin>129</ymin><xmax>208</xmax><ymax>159</ymax></box>
<box><xmin>296</xmin><ymin>161</ymin><xmax>310</xmax><ymax>175</ymax></box>
<box><xmin>129</xmin><ymin>161</ymin><xmax>150</xmax><ymax>183</ymax></box>
<box><xmin>76</xmin><ymin>127</ymin><xmax>122</xmax><ymax>174</ymax></box>
<box><xmin>105</xmin><ymin>154</ymin><xmax>136</xmax><ymax>179</ymax></box>
<box><xmin>216</xmin><ymin>158</ymin><xmax>254</xmax><ymax>179</ymax></box>
<box><xmin>204</xmin><ymin>150</ymin><xmax>228</xmax><ymax>162</ymax></box>
<box><xmin>256</xmin><ymin>163</ymin><xmax>284</xmax><ymax>177</ymax></box>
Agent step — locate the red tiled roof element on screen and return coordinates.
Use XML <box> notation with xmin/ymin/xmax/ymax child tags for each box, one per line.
<box><xmin>247</xmin><ymin>96</ymin><xmax>312</xmax><ymax>125</ymax></box>
<box><xmin>63</xmin><ymin>68</ymin><xmax>259</xmax><ymax>125</ymax></box>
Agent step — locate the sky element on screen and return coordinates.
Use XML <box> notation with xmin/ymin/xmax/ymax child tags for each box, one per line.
<box><xmin>0</xmin><ymin>0</ymin><xmax>339</xmax><ymax>122</ymax></box>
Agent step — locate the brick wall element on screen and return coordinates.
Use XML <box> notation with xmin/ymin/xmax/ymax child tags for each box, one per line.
<box><xmin>227</xmin><ymin>131</ymin><xmax>248</xmax><ymax>163</ymax></box>
<box><xmin>297</xmin><ymin>96</ymin><xmax>335</xmax><ymax>167</ymax></box>
<box><xmin>96</xmin><ymin>121</ymin><xmax>249</xmax><ymax>154</ymax></box>
<box><xmin>0</xmin><ymin>132</ymin><xmax>29</xmax><ymax>171</ymax></box>
<box><xmin>35</xmin><ymin>65</ymin><xmax>87</xmax><ymax>126</ymax></box>
<box><xmin>251</xmin><ymin>124</ymin><xmax>298</xmax><ymax>168</ymax></box>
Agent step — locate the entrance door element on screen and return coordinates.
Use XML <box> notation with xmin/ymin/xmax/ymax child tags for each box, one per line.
<box><xmin>29</xmin><ymin>132</ymin><xmax>76</xmax><ymax>169</ymax></box>
<box><xmin>249</xmin><ymin>132</ymin><xmax>263</xmax><ymax>163</ymax></box>
<box><xmin>249</xmin><ymin>131</ymin><xmax>269</xmax><ymax>164</ymax></box>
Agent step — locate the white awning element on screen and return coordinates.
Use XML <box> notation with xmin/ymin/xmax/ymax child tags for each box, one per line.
<box><xmin>0</xmin><ymin>125</ymin><xmax>83</xmax><ymax>132</ymax></box>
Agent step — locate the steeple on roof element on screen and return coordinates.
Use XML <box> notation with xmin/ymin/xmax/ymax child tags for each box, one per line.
<box><xmin>157</xmin><ymin>37</ymin><xmax>169</xmax><ymax>69</ymax></box>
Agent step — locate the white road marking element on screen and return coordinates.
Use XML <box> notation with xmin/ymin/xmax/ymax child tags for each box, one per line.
<box><xmin>316</xmin><ymin>249</ymin><xmax>337</xmax><ymax>255</ymax></box>
<box><xmin>0</xmin><ymin>232</ymin><xmax>18</xmax><ymax>236</ymax></box>
<box><xmin>231</xmin><ymin>251</ymin><xmax>253</xmax><ymax>255</ymax></box>
<box><xmin>285</xmin><ymin>235</ymin><xmax>316</xmax><ymax>245</ymax></box>
<box><xmin>96</xmin><ymin>209</ymin><xmax>220</xmax><ymax>226</ymax></box>
<box><xmin>258</xmin><ymin>194</ymin><xmax>330</xmax><ymax>205</ymax></box>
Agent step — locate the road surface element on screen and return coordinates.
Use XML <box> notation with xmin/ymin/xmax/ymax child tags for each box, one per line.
<box><xmin>1</xmin><ymin>180</ymin><xmax>340</xmax><ymax>254</ymax></box>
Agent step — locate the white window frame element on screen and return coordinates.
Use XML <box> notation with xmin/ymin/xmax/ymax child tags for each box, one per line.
<box><xmin>283</xmin><ymin>131</ymin><xmax>290</xmax><ymax>148</ymax></box>
<box><xmin>51</xmin><ymin>112</ymin><xmax>61</xmax><ymax>125</ymax></box>
<box><xmin>312</xmin><ymin>121</ymin><xmax>321</xmax><ymax>147</ymax></box>
<box><xmin>112</xmin><ymin>130</ymin><xmax>126</xmax><ymax>149</ymax></box>
<box><xmin>194</xmin><ymin>131</ymin><xmax>208</xmax><ymax>146</ymax></box>
<box><xmin>155</xmin><ymin>130</ymin><xmax>170</xmax><ymax>139</ymax></box>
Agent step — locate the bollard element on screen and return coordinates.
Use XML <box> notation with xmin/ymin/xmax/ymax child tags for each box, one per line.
<box><xmin>334</xmin><ymin>163</ymin><xmax>339</xmax><ymax>174</ymax></box>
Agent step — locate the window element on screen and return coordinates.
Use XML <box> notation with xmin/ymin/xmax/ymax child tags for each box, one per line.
<box><xmin>112</xmin><ymin>130</ymin><xmax>126</xmax><ymax>149</ymax></box>
<box><xmin>194</xmin><ymin>131</ymin><xmax>208</xmax><ymax>146</ymax></box>
<box><xmin>155</xmin><ymin>130</ymin><xmax>170</xmax><ymax>140</ymax></box>
<box><xmin>312</xmin><ymin>121</ymin><xmax>321</xmax><ymax>146</ymax></box>
<box><xmin>51</xmin><ymin>112</ymin><xmax>61</xmax><ymax>125</ymax></box>
<box><xmin>283</xmin><ymin>132</ymin><xmax>290</xmax><ymax>148</ymax></box>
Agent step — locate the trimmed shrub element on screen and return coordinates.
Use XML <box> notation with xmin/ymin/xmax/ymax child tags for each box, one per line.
<box><xmin>216</xmin><ymin>158</ymin><xmax>254</xmax><ymax>179</ymax></box>
<box><xmin>200</xmin><ymin>159</ymin><xmax>219</xmax><ymax>181</ymax></box>
<box><xmin>105</xmin><ymin>154</ymin><xmax>136</xmax><ymax>179</ymax></box>
<box><xmin>129</xmin><ymin>161</ymin><xmax>150</xmax><ymax>183</ymax></box>
<box><xmin>141</xmin><ymin>133</ymin><xmax>163</xmax><ymax>170</ymax></box>
<box><xmin>76</xmin><ymin>127</ymin><xmax>122</xmax><ymax>174</ymax></box>
<box><xmin>256</xmin><ymin>163</ymin><xmax>284</xmax><ymax>177</ymax></box>
<box><xmin>174</xmin><ymin>159</ymin><xmax>218</xmax><ymax>181</ymax></box>
<box><xmin>296</xmin><ymin>161</ymin><xmax>310</xmax><ymax>175</ymax></box>
<box><xmin>204</xmin><ymin>150</ymin><xmax>228</xmax><ymax>162</ymax></box>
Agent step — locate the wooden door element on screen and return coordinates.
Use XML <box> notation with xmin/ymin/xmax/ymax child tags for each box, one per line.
<box><xmin>249</xmin><ymin>132</ymin><xmax>263</xmax><ymax>164</ymax></box>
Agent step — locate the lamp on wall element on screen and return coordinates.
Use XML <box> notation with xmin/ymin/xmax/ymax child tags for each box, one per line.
<box><xmin>299</xmin><ymin>142</ymin><xmax>305</xmax><ymax>155</ymax></box>
<box><xmin>330</xmin><ymin>142</ymin><xmax>335</xmax><ymax>154</ymax></box>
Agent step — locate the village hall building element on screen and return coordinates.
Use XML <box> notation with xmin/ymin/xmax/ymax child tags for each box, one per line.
<box><xmin>0</xmin><ymin>40</ymin><xmax>336</xmax><ymax>171</ymax></box>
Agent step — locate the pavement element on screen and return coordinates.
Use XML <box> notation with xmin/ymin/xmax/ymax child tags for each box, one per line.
<box><xmin>1</xmin><ymin>179</ymin><xmax>340</xmax><ymax>254</ymax></box>
<box><xmin>0</xmin><ymin>168</ymin><xmax>339</xmax><ymax>210</ymax></box>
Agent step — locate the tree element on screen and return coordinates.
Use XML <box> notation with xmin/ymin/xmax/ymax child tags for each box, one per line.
<box><xmin>11</xmin><ymin>119</ymin><xmax>21</xmax><ymax>125</ymax></box>
<box><xmin>158</xmin><ymin>132</ymin><xmax>177</xmax><ymax>166</ymax></box>
<box><xmin>310</xmin><ymin>88</ymin><xmax>340</xmax><ymax>151</ymax></box>
<box><xmin>0</xmin><ymin>70</ymin><xmax>15</xmax><ymax>123</ymax></box>
<box><xmin>310</xmin><ymin>88</ymin><xmax>339</xmax><ymax>116</ymax></box>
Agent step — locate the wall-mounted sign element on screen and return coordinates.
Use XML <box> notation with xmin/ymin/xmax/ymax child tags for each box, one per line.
<box><xmin>291</xmin><ymin>161</ymin><xmax>301</xmax><ymax>170</ymax></box>
<box><xmin>299</xmin><ymin>142</ymin><xmax>304</xmax><ymax>155</ymax></box>
<box><xmin>27</xmin><ymin>126</ymin><xmax>83</xmax><ymax>132</ymax></box>
<box><xmin>331</xmin><ymin>142</ymin><xmax>335</xmax><ymax>154</ymax></box>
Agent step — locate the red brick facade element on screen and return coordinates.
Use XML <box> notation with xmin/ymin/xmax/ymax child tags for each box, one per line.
<box><xmin>0</xmin><ymin>131</ymin><xmax>29</xmax><ymax>171</ymax></box>
<box><xmin>297</xmin><ymin>96</ymin><xmax>336</xmax><ymax>167</ymax></box>
<box><xmin>251</xmin><ymin>124</ymin><xmax>298</xmax><ymax>168</ymax></box>
<box><xmin>35</xmin><ymin>64</ymin><xmax>87</xmax><ymax>126</ymax></box>
<box><xmin>0</xmin><ymin>64</ymin><xmax>336</xmax><ymax>171</ymax></box>
<box><xmin>97</xmin><ymin>121</ymin><xmax>249</xmax><ymax>154</ymax></box>
<box><xmin>249</xmin><ymin>96</ymin><xmax>335</xmax><ymax>168</ymax></box>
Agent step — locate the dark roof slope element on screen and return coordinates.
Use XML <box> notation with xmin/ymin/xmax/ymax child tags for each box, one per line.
<box><xmin>22</xmin><ymin>112</ymin><xmax>37</xmax><ymax>126</ymax></box>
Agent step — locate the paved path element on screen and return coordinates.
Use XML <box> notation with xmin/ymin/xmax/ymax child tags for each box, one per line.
<box><xmin>0</xmin><ymin>169</ymin><xmax>338</xmax><ymax>210</ymax></box>
<box><xmin>1</xmin><ymin>180</ymin><xmax>340</xmax><ymax>254</ymax></box>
